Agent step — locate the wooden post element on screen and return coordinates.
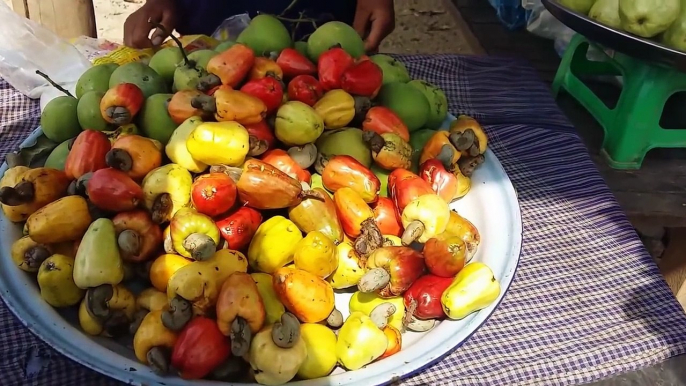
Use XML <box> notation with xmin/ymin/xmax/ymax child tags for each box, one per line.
<box><xmin>10</xmin><ymin>0</ymin><xmax>97</xmax><ymax>39</ymax></box>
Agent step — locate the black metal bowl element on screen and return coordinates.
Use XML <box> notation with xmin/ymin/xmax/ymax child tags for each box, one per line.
<box><xmin>542</xmin><ymin>0</ymin><xmax>686</xmax><ymax>71</ymax></box>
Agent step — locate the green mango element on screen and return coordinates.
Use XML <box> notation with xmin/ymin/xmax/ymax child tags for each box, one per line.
<box><xmin>294</xmin><ymin>41</ymin><xmax>309</xmax><ymax>58</ymax></box>
<box><xmin>307</xmin><ymin>21</ymin><xmax>365</xmax><ymax>61</ymax></box>
<box><xmin>75</xmin><ymin>63</ymin><xmax>119</xmax><ymax>99</ymax></box>
<box><xmin>370</xmin><ymin>55</ymin><xmax>411</xmax><ymax>84</ymax></box>
<box><xmin>148</xmin><ymin>47</ymin><xmax>184</xmax><ymax>85</ymax></box>
<box><xmin>109</xmin><ymin>62</ymin><xmax>168</xmax><ymax>98</ymax></box>
<box><xmin>77</xmin><ymin>91</ymin><xmax>111</xmax><ymax>131</ymax></box>
<box><xmin>408</xmin><ymin>80</ymin><xmax>448</xmax><ymax>129</ymax></box>
<box><xmin>187</xmin><ymin>49</ymin><xmax>218</xmax><ymax>70</ymax></box>
<box><xmin>376</xmin><ymin>82</ymin><xmax>431</xmax><ymax>132</ymax></box>
<box><xmin>409</xmin><ymin>129</ymin><xmax>436</xmax><ymax>173</ymax></box>
<box><xmin>41</xmin><ymin>96</ymin><xmax>81</xmax><ymax>143</ymax></box>
<box><xmin>44</xmin><ymin>139</ymin><xmax>72</xmax><ymax>171</ymax></box>
<box><xmin>371</xmin><ymin>165</ymin><xmax>390</xmax><ymax>198</ymax></box>
<box><xmin>236</xmin><ymin>14</ymin><xmax>292</xmax><ymax>56</ymax></box>
<box><xmin>315</xmin><ymin>128</ymin><xmax>372</xmax><ymax>168</ymax></box>
<box><xmin>173</xmin><ymin>49</ymin><xmax>214</xmax><ymax>92</ymax></box>
<box><xmin>72</xmin><ymin>218</ymin><xmax>124</xmax><ymax>290</ymax></box>
<box><xmin>215</xmin><ymin>40</ymin><xmax>237</xmax><ymax>53</ymax></box>
<box><xmin>138</xmin><ymin>93</ymin><xmax>178</xmax><ymax>145</ymax></box>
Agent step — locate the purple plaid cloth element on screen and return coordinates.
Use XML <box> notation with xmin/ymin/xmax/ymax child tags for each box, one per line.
<box><xmin>2</xmin><ymin>54</ymin><xmax>686</xmax><ymax>386</ymax></box>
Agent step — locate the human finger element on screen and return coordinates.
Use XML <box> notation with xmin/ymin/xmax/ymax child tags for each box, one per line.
<box><xmin>150</xmin><ymin>9</ymin><xmax>176</xmax><ymax>46</ymax></box>
<box><xmin>364</xmin><ymin>14</ymin><xmax>394</xmax><ymax>52</ymax></box>
<box><xmin>353</xmin><ymin>9</ymin><xmax>371</xmax><ymax>39</ymax></box>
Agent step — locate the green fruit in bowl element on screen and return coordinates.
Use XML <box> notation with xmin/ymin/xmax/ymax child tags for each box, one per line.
<box><xmin>376</xmin><ymin>82</ymin><xmax>431</xmax><ymax>132</ymax></box>
<box><xmin>315</xmin><ymin>128</ymin><xmax>372</xmax><ymax>169</ymax></box>
<box><xmin>148</xmin><ymin>47</ymin><xmax>184</xmax><ymax>85</ymax></box>
<box><xmin>619</xmin><ymin>0</ymin><xmax>679</xmax><ymax>38</ymax></box>
<box><xmin>371</xmin><ymin>165</ymin><xmax>390</xmax><ymax>197</ymax></box>
<box><xmin>137</xmin><ymin>93</ymin><xmax>178</xmax><ymax>145</ymax></box>
<box><xmin>77</xmin><ymin>91</ymin><xmax>111</xmax><ymax>132</ymax></box>
<box><xmin>41</xmin><ymin>96</ymin><xmax>81</xmax><ymax>143</ymax></box>
<box><xmin>307</xmin><ymin>21</ymin><xmax>365</xmax><ymax>61</ymax></box>
<box><xmin>409</xmin><ymin>129</ymin><xmax>436</xmax><ymax>172</ymax></box>
<box><xmin>408</xmin><ymin>80</ymin><xmax>448</xmax><ymax>130</ymax></box>
<box><xmin>370</xmin><ymin>54</ymin><xmax>411</xmax><ymax>84</ymax></box>
<box><xmin>215</xmin><ymin>40</ymin><xmax>237</xmax><ymax>53</ymax></box>
<box><xmin>187</xmin><ymin>49</ymin><xmax>217</xmax><ymax>70</ymax></box>
<box><xmin>275</xmin><ymin>101</ymin><xmax>324</xmax><ymax>146</ymax></box>
<box><xmin>662</xmin><ymin>2</ymin><xmax>686</xmax><ymax>51</ymax></box>
<box><xmin>44</xmin><ymin>139</ymin><xmax>73</xmax><ymax>171</ymax></box>
<box><xmin>558</xmin><ymin>0</ymin><xmax>596</xmax><ymax>14</ymax></box>
<box><xmin>75</xmin><ymin>63</ymin><xmax>119</xmax><ymax>99</ymax></box>
<box><xmin>588</xmin><ymin>0</ymin><xmax>621</xmax><ymax>29</ymax></box>
<box><xmin>294</xmin><ymin>41</ymin><xmax>309</xmax><ymax>57</ymax></box>
<box><xmin>109</xmin><ymin>62</ymin><xmax>168</xmax><ymax>98</ymax></box>
<box><xmin>237</xmin><ymin>14</ymin><xmax>292</xmax><ymax>56</ymax></box>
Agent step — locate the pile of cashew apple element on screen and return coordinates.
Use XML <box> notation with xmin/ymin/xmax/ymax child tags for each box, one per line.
<box><xmin>0</xmin><ymin>18</ymin><xmax>502</xmax><ymax>385</ymax></box>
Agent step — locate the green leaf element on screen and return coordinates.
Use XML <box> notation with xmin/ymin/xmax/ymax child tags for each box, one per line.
<box><xmin>16</xmin><ymin>134</ymin><xmax>60</xmax><ymax>168</ymax></box>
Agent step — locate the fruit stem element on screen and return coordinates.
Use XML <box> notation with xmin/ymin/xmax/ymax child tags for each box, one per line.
<box><xmin>35</xmin><ymin>70</ymin><xmax>74</xmax><ymax>97</ymax></box>
<box><xmin>279</xmin><ymin>0</ymin><xmax>301</xmax><ymax>16</ymax></box>
<box><xmin>149</xmin><ymin>21</ymin><xmax>192</xmax><ymax>68</ymax></box>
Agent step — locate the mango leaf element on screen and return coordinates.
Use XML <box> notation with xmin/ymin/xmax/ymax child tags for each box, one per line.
<box><xmin>14</xmin><ymin>134</ymin><xmax>59</xmax><ymax>168</ymax></box>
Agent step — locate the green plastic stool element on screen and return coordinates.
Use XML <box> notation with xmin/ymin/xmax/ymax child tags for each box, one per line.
<box><xmin>551</xmin><ymin>33</ymin><xmax>686</xmax><ymax>169</ymax></box>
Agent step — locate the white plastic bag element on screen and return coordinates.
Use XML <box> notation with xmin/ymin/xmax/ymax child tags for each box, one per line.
<box><xmin>0</xmin><ymin>2</ymin><xmax>92</xmax><ymax>101</ymax></box>
<box><xmin>211</xmin><ymin>14</ymin><xmax>252</xmax><ymax>41</ymax></box>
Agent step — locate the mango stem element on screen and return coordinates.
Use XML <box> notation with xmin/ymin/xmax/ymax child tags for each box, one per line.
<box><xmin>34</xmin><ymin>70</ymin><xmax>74</xmax><ymax>97</ymax></box>
<box><xmin>149</xmin><ymin>21</ymin><xmax>191</xmax><ymax>67</ymax></box>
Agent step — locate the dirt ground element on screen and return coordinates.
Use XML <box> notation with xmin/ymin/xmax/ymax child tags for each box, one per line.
<box><xmin>4</xmin><ymin>0</ymin><xmax>480</xmax><ymax>55</ymax></box>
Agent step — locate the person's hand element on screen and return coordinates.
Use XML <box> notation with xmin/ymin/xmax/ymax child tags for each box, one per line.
<box><xmin>123</xmin><ymin>0</ymin><xmax>178</xmax><ymax>49</ymax></box>
<box><xmin>352</xmin><ymin>0</ymin><xmax>395</xmax><ymax>53</ymax></box>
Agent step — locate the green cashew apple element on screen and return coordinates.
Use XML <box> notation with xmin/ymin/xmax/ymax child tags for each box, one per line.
<box><xmin>376</xmin><ymin>82</ymin><xmax>431</xmax><ymax>132</ymax></box>
<box><xmin>148</xmin><ymin>47</ymin><xmax>184</xmax><ymax>85</ymax></box>
<box><xmin>137</xmin><ymin>93</ymin><xmax>178</xmax><ymax>145</ymax></box>
<box><xmin>370</xmin><ymin>54</ymin><xmax>411</xmax><ymax>84</ymax></box>
<box><xmin>307</xmin><ymin>21</ymin><xmax>365</xmax><ymax>61</ymax></box>
<box><xmin>41</xmin><ymin>96</ymin><xmax>81</xmax><ymax>143</ymax></box>
<box><xmin>77</xmin><ymin>91</ymin><xmax>111</xmax><ymax>131</ymax></box>
<box><xmin>75</xmin><ymin>63</ymin><xmax>119</xmax><ymax>99</ymax></box>
<box><xmin>109</xmin><ymin>62</ymin><xmax>168</xmax><ymax>98</ymax></box>
<box><xmin>236</xmin><ymin>14</ymin><xmax>292</xmax><ymax>56</ymax></box>
<box><xmin>408</xmin><ymin>80</ymin><xmax>448</xmax><ymax>129</ymax></box>
<box><xmin>275</xmin><ymin>101</ymin><xmax>324</xmax><ymax>146</ymax></box>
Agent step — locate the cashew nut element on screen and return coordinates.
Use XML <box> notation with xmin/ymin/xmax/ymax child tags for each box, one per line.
<box><xmin>271</xmin><ymin>312</ymin><xmax>301</xmax><ymax>348</ymax></box>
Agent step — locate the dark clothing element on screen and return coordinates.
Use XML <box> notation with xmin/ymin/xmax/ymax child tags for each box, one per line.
<box><xmin>174</xmin><ymin>0</ymin><xmax>357</xmax><ymax>40</ymax></box>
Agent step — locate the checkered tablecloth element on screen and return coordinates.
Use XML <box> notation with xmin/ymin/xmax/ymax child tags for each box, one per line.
<box><xmin>2</xmin><ymin>54</ymin><xmax>686</xmax><ymax>386</ymax></box>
